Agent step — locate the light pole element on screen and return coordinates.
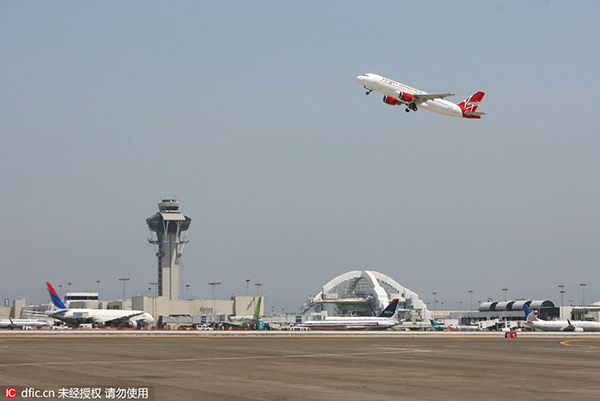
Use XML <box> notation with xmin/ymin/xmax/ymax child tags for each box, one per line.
<box><xmin>558</xmin><ymin>285</ymin><xmax>565</xmax><ymax>307</ymax></box>
<box><xmin>432</xmin><ymin>292</ymin><xmax>437</xmax><ymax>318</ymax></box>
<box><xmin>559</xmin><ymin>284</ymin><xmax>565</xmax><ymax>319</ymax></box>
<box><xmin>246</xmin><ymin>279</ymin><xmax>250</xmax><ymax>296</ymax></box>
<box><xmin>119</xmin><ymin>278</ymin><xmax>129</xmax><ymax>301</ymax></box>
<box><xmin>255</xmin><ymin>283</ymin><xmax>262</xmax><ymax>297</ymax></box>
<box><xmin>502</xmin><ymin>288</ymin><xmax>508</xmax><ymax>323</ymax></box>
<box><xmin>580</xmin><ymin>283</ymin><xmax>587</xmax><ymax>307</ymax></box>
<box><xmin>149</xmin><ymin>282</ymin><xmax>158</xmax><ymax>323</ymax></box>
<box><xmin>468</xmin><ymin>290</ymin><xmax>473</xmax><ymax>315</ymax></box>
<box><xmin>186</xmin><ymin>284</ymin><xmax>190</xmax><ymax>300</ymax></box>
<box><xmin>96</xmin><ymin>280</ymin><xmax>101</xmax><ymax>296</ymax></box>
<box><xmin>209</xmin><ymin>282</ymin><xmax>221</xmax><ymax>315</ymax></box>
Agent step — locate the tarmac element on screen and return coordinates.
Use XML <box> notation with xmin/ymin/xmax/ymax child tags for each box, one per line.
<box><xmin>1</xmin><ymin>331</ymin><xmax>599</xmax><ymax>401</ymax></box>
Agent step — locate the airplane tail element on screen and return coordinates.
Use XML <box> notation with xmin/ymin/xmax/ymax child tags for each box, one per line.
<box><xmin>253</xmin><ymin>297</ymin><xmax>262</xmax><ymax>319</ymax></box>
<box><xmin>46</xmin><ymin>282</ymin><xmax>67</xmax><ymax>310</ymax></box>
<box><xmin>378</xmin><ymin>299</ymin><xmax>399</xmax><ymax>318</ymax></box>
<box><xmin>429</xmin><ymin>319</ymin><xmax>442</xmax><ymax>330</ymax></box>
<box><xmin>457</xmin><ymin>91</ymin><xmax>486</xmax><ymax>118</ymax></box>
<box><xmin>523</xmin><ymin>305</ymin><xmax>538</xmax><ymax>322</ymax></box>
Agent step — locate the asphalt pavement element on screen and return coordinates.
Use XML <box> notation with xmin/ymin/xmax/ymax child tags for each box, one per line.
<box><xmin>1</xmin><ymin>332</ymin><xmax>599</xmax><ymax>400</ymax></box>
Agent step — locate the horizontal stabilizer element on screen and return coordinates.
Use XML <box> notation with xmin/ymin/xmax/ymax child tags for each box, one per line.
<box><xmin>464</xmin><ymin>111</ymin><xmax>486</xmax><ymax>116</ymax></box>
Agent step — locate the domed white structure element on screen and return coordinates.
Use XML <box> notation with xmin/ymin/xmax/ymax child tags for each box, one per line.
<box><xmin>302</xmin><ymin>270</ymin><xmax>431</xmax><ymax>321</ymax></box>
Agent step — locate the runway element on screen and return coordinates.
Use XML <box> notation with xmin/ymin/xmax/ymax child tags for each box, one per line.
<box><xmin>1</xmin><ymin>332</ymin><xmax>599</xmax><ymax>400</ymax></box>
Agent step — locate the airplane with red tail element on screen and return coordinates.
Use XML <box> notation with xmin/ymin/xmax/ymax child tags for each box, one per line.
<box><xmin>357</xmin><ymin>73</ymin><xmax>486</xmax><ymax>119</ymax></box>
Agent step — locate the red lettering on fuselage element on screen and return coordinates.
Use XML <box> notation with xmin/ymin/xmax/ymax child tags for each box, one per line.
<box><xmin>379</xmin><ymin>77</ymin><xmax>424</xmax><ymax>95</ymax></box>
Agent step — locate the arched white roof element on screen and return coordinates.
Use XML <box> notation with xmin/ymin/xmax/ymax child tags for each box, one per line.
<box><xmin>308</xmin><ymin>270</ymin><xmax>431</xmax><ymax>320</ymax></box>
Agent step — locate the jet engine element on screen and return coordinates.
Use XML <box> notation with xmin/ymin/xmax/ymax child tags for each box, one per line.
<box><xmin>129</xmin><ymin>320</ymin><xmax>144</xmax><ymax>329</ymax></box>
<box><xmin>382</xmin><ymin>95</ymin><xmax>400</xmax><ymax>105</ymax></box>
<box><xmin>383</xmin><ymin>93</ymin><xmax>414</xmax><ymax>105</ymax></box>
<box><xmin>398</xmin><ymin>92</ymin><xmax>414</xmax><ymax>103</ymax></box>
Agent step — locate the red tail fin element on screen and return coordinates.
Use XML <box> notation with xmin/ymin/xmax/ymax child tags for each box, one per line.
<box><xmin>457</xmin><ymin>91</ymin><xmax>485</xmax><ymax>112</ymax></box>
<box><xmin>457</xmin><ymin>91</ymin><xmax>485</xmax><ymax>118</ymax></box>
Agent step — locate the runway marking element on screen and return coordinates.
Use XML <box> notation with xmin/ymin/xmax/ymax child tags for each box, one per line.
<box><xmin>559</xmin><ymin>339</ymin><xmax>600</xmax><ymax>349</ymax></box>
<box><xmin>0</xmin><ymin>348</ymin><xmax>430</xmax><ymax>368</ymax></box>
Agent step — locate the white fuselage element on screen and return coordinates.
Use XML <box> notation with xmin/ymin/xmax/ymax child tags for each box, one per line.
<box><xmin>297</xmin><ymin>317</ymin><xmax>398</xmax><ymax>331</ymax></box>
<box><xmin>0</xmin><ymin>319</ymin><xmax>51</xmax><ymax>329</ymax></box>
<box><xmin>46</xmin><ymin>308</ymin><xmax>155</xmax><ymax>327</ymax></box>
<box><xmin>357</xmin><ymin>73</ymin><xmax>463</xmax><ymax>117</ymax></box>
<box><xmin>528</xmin><ymin>320</ymin><xmax>600</xmax><ymax>332</ymax></box>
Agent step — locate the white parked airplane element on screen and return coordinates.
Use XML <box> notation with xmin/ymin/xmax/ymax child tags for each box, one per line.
<box><xmin>45</xmin><ymin>282</ymin><xmax>155</xmax><ymax>328</ymax></box>
<box><xmin>296</xmin><ymin>299</ymin><xmax>400</xmax><ymax>330</ymax></box>
<box><xmin>0</xmin><ymin>318</ymin><xmax>51</xmax><ymax>330</ymax></box>
<box><xmin>356</xmin><ymin>73</ymin><xmax>486</xmax><ymax>118</ymax></box>
<box><xmin>524</xmin><ymin>304</ymin><xmax>600</xmax><ymax>332</ymax></box>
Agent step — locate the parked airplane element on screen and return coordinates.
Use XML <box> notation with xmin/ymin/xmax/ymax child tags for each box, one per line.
<box><xmin>221</xmin><ymin>297</ymin><xmax>262</xmax><ymax>329</ymax></box>
<box><xmin>45</xmin><ymin>282</ymin><xmax>155</xmax><ymax>328</ymax></box>
<box><xmin>296</xmin><ymin>299</ymin><xmax>400</xmax><ymax>330</ymax></box>
<box><xmin>356</xmin><ymin>73</ymin><xmax>486</xmax><ymax>118</ymax></box>
<box><xmin>0</xmin><ymin>318</ymin><xmax>51</xmax><ymax>330</ymax></box>
<box><xmin>429</xmin><ymin>319</ymin><xmax>453</xmax><ymax>331</ymax></box>
<box><xmin>524</xmin><ymin>304</ymin><xmax>600</xmax><ymax>332</ymax></box>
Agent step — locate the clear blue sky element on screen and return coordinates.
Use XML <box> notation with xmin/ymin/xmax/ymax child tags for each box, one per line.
<box><xmin>1</xmin><ymin>1</ymin><xmax>599</xmax><ymax>312</ymax></box>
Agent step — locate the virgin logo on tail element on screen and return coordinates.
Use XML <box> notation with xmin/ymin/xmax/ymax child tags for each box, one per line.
<box><xmin>464</xmin><ymin>99</ymin><xmax>480</xmax><ymax>111</ymax></box>
<box><xmin>458</xmin><ymin>91</ymin><xmax>485</xmax><ymax>112</ymax></box>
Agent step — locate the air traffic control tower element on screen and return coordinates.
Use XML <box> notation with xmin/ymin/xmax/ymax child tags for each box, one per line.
<box><xmin>146</xmin><ymin>200</ymin><xmax>191</xmax><ymax>300</ymax></box>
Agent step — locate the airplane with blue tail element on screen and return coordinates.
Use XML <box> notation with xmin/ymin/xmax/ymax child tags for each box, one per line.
<box><xmin>296</xmin><ymin>299</ymin><xmax>401</xmax><ymax>330</ymax></box>
<box><xmin>45</xmin><ymin>282</ymin><xmax>155</xmax><ymax>328</ymax></box>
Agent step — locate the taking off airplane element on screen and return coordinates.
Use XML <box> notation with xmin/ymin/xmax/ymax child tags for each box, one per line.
<box><xmin>356</xmin><ymin>73</ymin><xmax>486</xmax><ymax>119</ymax></box>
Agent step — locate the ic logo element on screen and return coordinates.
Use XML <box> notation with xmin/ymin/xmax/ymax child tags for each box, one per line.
<box><xmin>5</xmin><ymin>387</ymin><xmax>17</xmax><ymax>399</ymax></box>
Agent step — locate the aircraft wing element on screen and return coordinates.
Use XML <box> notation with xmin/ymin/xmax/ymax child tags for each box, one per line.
<box><xmin>413</xmin><ymin>93</ymin><xmax>455</xmax><ymax>103</ymax></box>
<box><xmin>101</xmin><ymin>312</ymin><xmax>145</xmax><ymax>326</ymax></box>
<box><xmin>2</xmin><ymin>318</ymin><xmax>51</xmax><ymax>328</ymax></box>
<box><xmin>44</xmin><ymin>309</ymin><xmax>88</xmax><ymax>326</ymax></box>
<box><xmin>218</xmin><ymin>321</ymin><xmax>244</xmax><ymax>328</ymax></box>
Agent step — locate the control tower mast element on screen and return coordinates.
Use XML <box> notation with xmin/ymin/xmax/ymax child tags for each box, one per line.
<box><xmin>146</xmin><ymin>200</ymin><xmax>191</xmax><ymax>300</ymax></box>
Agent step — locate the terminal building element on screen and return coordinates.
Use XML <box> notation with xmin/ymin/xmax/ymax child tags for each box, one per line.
<box><xmin>301</xmin><ymin>270</ymin><xmax>431</xmax><ymax>321</ymax></box>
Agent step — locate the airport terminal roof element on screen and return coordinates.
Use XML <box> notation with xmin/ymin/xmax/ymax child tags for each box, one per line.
<box><xmin>479</xmin><ymin>300</ymin><xmax>554</xmax><ymax>311</ymax></box>
<box><xmin>302</xmin><ymin>270</ymin><xmax>431</xmax><ymax>320</ymax></box>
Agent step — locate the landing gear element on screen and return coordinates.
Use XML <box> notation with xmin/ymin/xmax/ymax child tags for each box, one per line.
<box><xmin>405</xmin><ymin>103</ymin><xmax>418</xmax><ymax>113</ymax></box>
<box><xmin>364</xmin><ymin>87</ymin><xmax>372</xmax><ymax>95</ymax></box>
